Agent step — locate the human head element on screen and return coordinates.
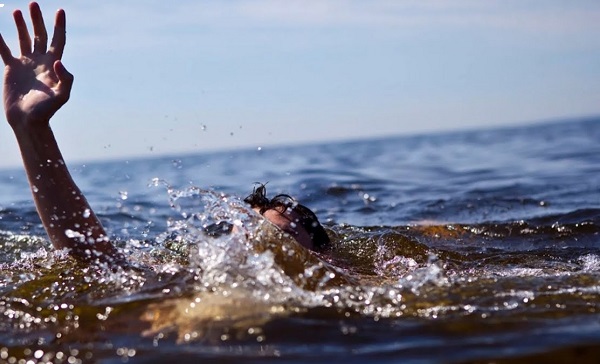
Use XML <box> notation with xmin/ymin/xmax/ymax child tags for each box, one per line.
<box><xmin>244</xmin><ymin>184</ymin><xmax>330</xmax><ymax>251</ymax></box>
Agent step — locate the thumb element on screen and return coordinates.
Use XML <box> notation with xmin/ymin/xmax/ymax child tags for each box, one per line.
<box><xmin>0</xmin><ymin>33</ymin><xmax>14</xmax><ymax>65</ymax></box>
<box><xmin>54</xmin><ymin>60</ymin><xmax>74</xmax><ymax>101</ymax></box>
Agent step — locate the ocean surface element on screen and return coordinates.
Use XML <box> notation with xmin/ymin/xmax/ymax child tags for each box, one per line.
<box><xmin>0</xmin><ymin>117</ymin><xmax>599</xmax><ymax>363</ymax></box>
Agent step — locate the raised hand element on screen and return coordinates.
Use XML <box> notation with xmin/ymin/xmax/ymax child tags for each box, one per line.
<box><xmin>0</xmin><ymin>2</ymin><xmax>73</xmax><ymax>128</ymax></box>
<box><xmin>0</xmin><ymin>3</ymin><xmax>121</xmax><ymax>264</ymax></box>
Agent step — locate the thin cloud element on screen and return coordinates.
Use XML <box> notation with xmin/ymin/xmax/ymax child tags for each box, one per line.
<box><xmin>54</xmin><ymin>1</ymin><xmax>600</xmax><ymax>33</ymax></box>
<box><xmin>1</xmin><ymin>0</ymin><xmax>591</xmax><ymax>54</ymax></box>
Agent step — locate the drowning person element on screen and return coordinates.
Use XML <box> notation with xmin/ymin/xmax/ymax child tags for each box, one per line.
<box><xmin>0</xmin><ymin>2</ymin><xmax>329</xmax><ymax>264</ymax></box>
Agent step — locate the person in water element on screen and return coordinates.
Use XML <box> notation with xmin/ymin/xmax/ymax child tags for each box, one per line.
<box><xmin>0</xmin><ymin>2</ymin><xmax>329</xmax><ymax>263</ymax></box>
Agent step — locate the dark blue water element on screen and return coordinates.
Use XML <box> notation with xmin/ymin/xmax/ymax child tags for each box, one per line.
<box><xmin>1</xmin><ymin>117</ymin><xmax>599</xmax><ymax>363</ymax></box>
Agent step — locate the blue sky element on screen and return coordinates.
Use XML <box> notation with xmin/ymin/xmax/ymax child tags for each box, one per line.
<box><xmin>0</xmin><ymin>0</ymin><xmax>599</xmax><ymax>168</ymax></box>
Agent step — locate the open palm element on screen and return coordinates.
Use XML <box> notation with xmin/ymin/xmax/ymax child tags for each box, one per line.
<box><xmin>0</xmin><ymin>3</ymin><xmax>72</xmax><ymax>127</ymax></box>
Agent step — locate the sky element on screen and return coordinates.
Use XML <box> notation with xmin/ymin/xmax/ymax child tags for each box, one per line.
<box><xmin>0</xmin><ymin>0</ymin><xmax>599</xmax><ymax>169</ymax></box>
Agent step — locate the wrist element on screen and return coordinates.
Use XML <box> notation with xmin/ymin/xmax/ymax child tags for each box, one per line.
<box><xmin>8</xmin><ymin>114</ymin><xmax>51</xmax><ymax>133</ymax></box>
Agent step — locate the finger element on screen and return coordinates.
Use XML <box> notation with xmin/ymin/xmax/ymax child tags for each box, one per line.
<box><xmin>54</xmin><ymin>60</ymin><xmax>74</xmax><ymax>103</ymax></box>
<box><xmin>0</xmin><ymin>33</ymin><xmax>14</xmax><ymax>65</ymax></box>
<box><xmin>49</xmin><ymin>9</ymin><xmax>66</xmax><ymax>59</ymax></box>
<box><xmin>13</xmin><ymin>10</ymin><xmax>32</xmax><ymax>56</ymax></box>
<box><xmin>30</xmin><ymin>2</ymin><xmax>48</xmax><ymax>54</ymax></box>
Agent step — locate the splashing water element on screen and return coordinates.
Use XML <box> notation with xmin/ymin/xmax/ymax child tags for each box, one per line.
<box><xmin>1</xmin><ymin>119</ymin><xmax>600</xmax><ymax>362</ymax></box>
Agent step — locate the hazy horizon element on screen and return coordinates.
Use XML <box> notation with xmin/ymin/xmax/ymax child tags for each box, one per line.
<box><xmin>1</xmin><ymin>113</ymin><xmax>596</xmax><ymax>172</ymax></box>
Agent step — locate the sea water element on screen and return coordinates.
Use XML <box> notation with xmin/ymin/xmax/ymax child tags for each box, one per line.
<box><xmin>0</xmin><ymin>117</ymin><xmax>599</xmax><ymax>363</ymax></box>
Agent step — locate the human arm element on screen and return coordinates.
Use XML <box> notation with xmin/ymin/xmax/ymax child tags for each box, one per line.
<box><xmin>0</xmin><ymin>3</ymin><xmax>120</xmax><ymax>263</ymax></box>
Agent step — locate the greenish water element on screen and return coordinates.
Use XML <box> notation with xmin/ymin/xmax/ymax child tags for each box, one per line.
<box><xmin>1</xmin><ymin>118</ymin><xmax>600</xmax><ymax>363</ymax></box>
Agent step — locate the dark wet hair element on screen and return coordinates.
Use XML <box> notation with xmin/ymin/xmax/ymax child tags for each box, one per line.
<box><xmin>244</xmin><ymin>184</ymin><xmax>330</xmax><ymax>250</ymax></box>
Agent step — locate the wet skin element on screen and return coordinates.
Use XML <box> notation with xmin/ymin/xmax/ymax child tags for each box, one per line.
<box><xmin>254</xmin><ymin>207</ymin><xmax>314</xmax><ymax>250</ymax></box>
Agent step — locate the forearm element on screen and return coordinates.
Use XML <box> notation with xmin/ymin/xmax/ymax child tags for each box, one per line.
<box><xmin>11</xmin><ymin>119</ymin><xmax>119</xmax><ymax>262</ymax></box>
